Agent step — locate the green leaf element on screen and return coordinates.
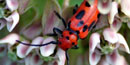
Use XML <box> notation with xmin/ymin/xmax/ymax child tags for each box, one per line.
<box><xmin>31</xmin><ymin>0</ymin><xmax>47</xmax><ymax>18</ymax></box>
<box><xmin>0</xmin><ymin>27</ymin><xmax>9</xmax><ymax>39</ymax></box>
<box><xmin>17</xmin><ymin>7</ymin><xmax>36</xmax><ymax>31</ymax></box>
<box><xmin>8</xmin><ymin>51</ymin><xmax>18</xmax><ymax>61</ymax></box>
<box><xmin>58</xmin><ymin>0</ymin><xmax>64</xmax><ymax>8</ymax></box>
<box><xmin>69</xmin><ymin>0</ymin><xmax>83</xmax><ymax>6</ymax></box>
<box><xmin>40</xmin><ymin>55</ymin><xmax>54</xmax><ymax>62</ymax></box>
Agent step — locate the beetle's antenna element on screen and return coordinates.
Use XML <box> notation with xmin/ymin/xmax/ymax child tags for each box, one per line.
<box><xmin>16</xmin><ymin>40</ymin><xmax>57</xmax><ymax>46</ymax></box>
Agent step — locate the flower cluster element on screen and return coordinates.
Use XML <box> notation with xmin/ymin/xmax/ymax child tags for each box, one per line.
<box><xmin>0</xmin><ymin>0</ymin><xmax>19</xmax><ymax>32</ymax></box>
<box><xmin>89</xmin><ymin>0</ymin><xmax>130</xmax><ymax>65</ymax></box>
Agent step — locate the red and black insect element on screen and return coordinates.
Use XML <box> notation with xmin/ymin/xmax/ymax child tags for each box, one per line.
<box><xmin>16</xmin><ymin>0</ymin><xmax>100</xmax><ymax>65</ymax></box>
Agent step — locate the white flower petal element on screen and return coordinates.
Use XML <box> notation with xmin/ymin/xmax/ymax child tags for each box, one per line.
<box><xmin>114</xmin><ymin>55</ymin><xmax>127</xmax><ymax>65</ymax></box>
<box><xmin>25</xmin><ymin>54</ymin><xmax>32</xmax><ymax>65</ymax></box>
<box><xmin>40</xmin><ymin>37</ymin><xmax>56</xmax><ymax>57</ymax></box>
<box><xmin>106</xmin><ymin>50</ymin><xmax>119</xmax><ymax>65</ymax></box>
<box><xmin>127</xmin><ymin>22</ymin><xmax>130</xmax><ymax>29</ymax></box>
<box><xmin>89</xmin><ymin>50</ymin><xmax>101</xmax><ymax>65</ymax></box>
<box><xmin>98</xmin><ymin>0</ymin><xmax>112</xmax><ymax>14</ymax></box>
<box><xmin>6</xmin><ymin>0</ymin><xmax>18</xmax><ymax>11</ymax></box>
<box><xmin>110</xmin><ymin>17</ymin><xmax>122</xmax><ymax>32</ymax></box>
<box><xmin>25</xmin><ymin>54</ymin><xmax>43</xmax><ymax>65</ymax></box>
<box><xmin>89</xmin><ymin>33</ymin><xmax>100</xmax><ymax>53</ymax></box>
<box><xmin>103</xmin><ymin>28</ymin><xmax>118</xmax><ymax>44</ymax></box>
<box><xmin>6</xmin><ymin>11</ymin><xmax>19</xmax><ymax>32</ymax></box>
<box><xmin>26</xmin><ymin>37</ymin><xmax>44</xmax><ymax>55</ymax></box>
<box><xmin>17</xmin><ymin>37</ymin><xmax>44</xmax><ymax>58</ymax></box>
<box><xmin>0</xmin><ymin>33</ymin><xmax>19</xmax><ymax>45</ymax></box>
<box><xmin>17</xmin><ymin>41</ymin><xmax>30</xmax><ymax>58</ymax></box>
<box><xmin>98</xmin><ymin>57</ymin><xmax>109</xmax><ymax>65</ymax></box>
<box><xmin>106</xmin><ymin>50</ymin><xmax>127</xmax><ymax>65</ymax></box>
<box><xmin>30</xmin><ymin>54</ymin><xmax>43</xmax><ymax>65</ymax></box>
<box><xmin>0</xmin><ymin>19</ymin><xmax>6</xmax><ymax>30</ymax></box>
<box><xmin>117</xmin><ymin>33</ymin><xmax>130</xmax><ymax>54</ymax></box>
<box><xmin>108</xmin><ymin>2</ymin><xmax>118</xmax><ymax>24</ymax></box>
<box><xmin>31</xmin><ymin>37</ymin><xmax>44</xmax><ymax>48</ymax></box>
<box><xmin>56</xmin><ymin>48</ymin><xmax>66</xmax><ymax>65</ymax></box>
<box><xmin>121</xmin><ymin>0</ymin><xmax>130</xmax><ymax>17</ymax></box>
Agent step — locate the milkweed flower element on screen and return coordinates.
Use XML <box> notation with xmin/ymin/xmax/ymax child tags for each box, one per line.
<box><xmin>16</xmin><ymin>37</ymin><xmax>66</xmax><ymax>65</ymax></box>
<box><xmin>0</xmin><ymin>0</ymin><xmax>19</xmax><ymax>32</ymax></box>
<box><xmin>0</xmin><ymin>33</ymin><xmax>20</xmax><ymax>47</ymax></box>
<box><xmin>89</xmin><ymin>28</ymin><xmax>130</xmax><ymax>65</ymax></box>
<box><xmin>98</xmin><ymin>0</ymin><xmax>130</xmax><ymax>29</ymax></box>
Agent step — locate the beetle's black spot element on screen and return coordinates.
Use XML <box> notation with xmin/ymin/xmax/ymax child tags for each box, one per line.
<box><xmin>88</xmin><ymin>21</ymin><xmax>96</xmax><ymax>31</ymax></box>
<box><xmin>75</xmin><ymin>10</ymin><xmax>85</xmax><ymax>19</ymax></box>
<box><xmin>77</xmin><ymin>20</ymin><xmax>84</xmax><ymax>27</ymax></box>
<box><xmin>76</xmin><ymin>30</ymin><xmax>80</xmax><ymax>34</ymax></box>
<box><xmin>69</xmin><ymin>32</ymin><xmax>73</xmax><ymax>35</ymax></box>
<box><xmin>97</xmin><ymin>14</ymin><xmax>101</xmax><ymax>18</ymax></box>
<box><xmin>72</xmin><ymin>42</ymin><xmax>75</xmax><ymax>45</ymax></box>
<box><xmin>83</xmin><ymin>25</ymin><xmax>88</xmax><ymax>32</ymax></box>
<box><xmin>66</xmin><ymin>36</ymin><xmax>69</xmax><ymax>40</ymax></box>
<box><xmin>85</xmin><ymin>2</ymin><xmax>90</xmax><ymax>7</ymax></box>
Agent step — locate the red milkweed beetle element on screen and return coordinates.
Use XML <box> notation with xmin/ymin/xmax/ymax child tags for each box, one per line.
<box><xmin>16</xmin><ymin>0</ymin><xmax>100</xmax><ymax>65</ymax></box>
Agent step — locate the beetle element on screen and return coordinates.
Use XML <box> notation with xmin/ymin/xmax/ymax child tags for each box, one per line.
<box><xmin>16</xmin><ymin>0</ymin><xmax>100</xmax><ymax>65</ymax></box>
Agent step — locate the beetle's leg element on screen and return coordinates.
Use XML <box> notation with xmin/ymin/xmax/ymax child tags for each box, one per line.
<box><xmin>73</xmin><ymin>4</ymin><xmax>78</xmax><ymax>14</ymax></box>
<box><xmin>65</xmin><ymin>51</ymin><xmax>69</xmax><ymax>65</ymax></box>
<box><xmin>54</xmin><ymin>11</ymin><xmax>66</xmax><ymax>28</ymax></box>
<box><xmin>71</xmin><ymin>45</ymin><xmax>79</xmax><ymax>49</ymax></box>
<box><xmin>47</xmin><ymin>27</ymin><xmax>62</xmax><ymax>36</ymax></box>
